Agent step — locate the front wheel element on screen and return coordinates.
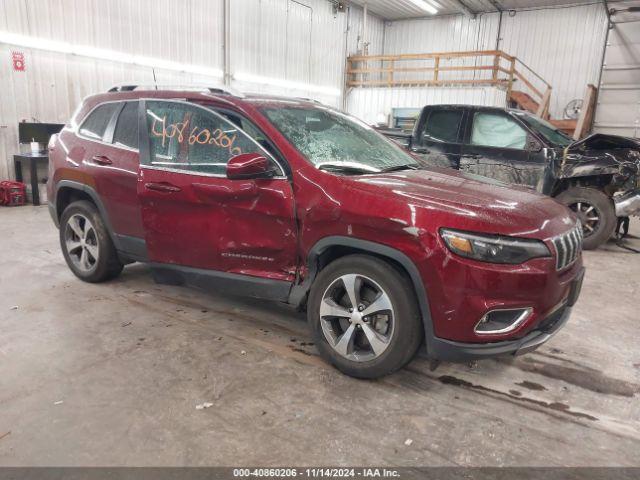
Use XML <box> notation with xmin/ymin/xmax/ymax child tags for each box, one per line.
<box><xmin>307</xmin><ymin>255</ymin><xmax>423</xmax><ymax>379</ymax></box>
<box><xmin>555</xmin><ymin>187</ymin><xmax>616</xmax><ymax>250</ymax></box>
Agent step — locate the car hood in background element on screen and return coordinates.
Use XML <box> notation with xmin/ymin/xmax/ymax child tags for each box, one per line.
<box><xmin>560</xmin><ymin>133</ymin><xmax>640</xmax><ymax>180</ymax></box>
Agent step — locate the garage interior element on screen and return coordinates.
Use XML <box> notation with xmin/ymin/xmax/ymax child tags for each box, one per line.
<box><xmin>1</xmin><ymin>0</ymin><xmax>640</xmax><ymax>471</ymax></box>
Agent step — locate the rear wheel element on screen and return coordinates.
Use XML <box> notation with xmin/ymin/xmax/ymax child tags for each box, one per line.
<box><xmin>555</xmin><ymin>187</ymin><xmax>616</xmax><ymax>250</ymax></box>
<box><xmin>59</xmin><ymin>200</ymin><xmax>123</xmax><ymax>282</ymax></box>
<box><xmin>307</xmin><ymin>255</ymin><xmax>422</xmax><ymax>378</ymax></box>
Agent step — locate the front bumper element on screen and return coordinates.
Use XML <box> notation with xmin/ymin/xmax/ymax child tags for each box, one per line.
<box><xmin>614</xmin><ymin>188</ymin><xmax>640</xmax><ymax>217</ymax></box>
<box><xmin>428</xmin><ymin>267</ymin><xmax>584</xmax><ymax>362</ymax></box>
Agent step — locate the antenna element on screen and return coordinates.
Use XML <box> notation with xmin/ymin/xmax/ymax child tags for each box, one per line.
<box><xmin>152</xmin><ymin>68</ymin><xmax>158</xmax><ymax>90</ymax></box>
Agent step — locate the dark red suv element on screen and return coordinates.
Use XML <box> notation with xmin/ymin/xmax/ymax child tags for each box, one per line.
<box><xmin>47</xmin><ymin>85</ymin><xmax>585</xmax><ymax>378</ymax></box>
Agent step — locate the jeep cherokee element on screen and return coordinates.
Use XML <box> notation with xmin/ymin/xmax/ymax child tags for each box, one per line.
<box><xmin>47</xmin><ymin>85</ymin><xmax>585</xmax><ymax>378</ymax></box>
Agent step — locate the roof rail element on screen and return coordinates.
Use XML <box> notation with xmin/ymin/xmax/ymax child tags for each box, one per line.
<box><xmin>106</xmin><ymin>83</ymin><xmax>245</xmax><ymax>98</ymax></box>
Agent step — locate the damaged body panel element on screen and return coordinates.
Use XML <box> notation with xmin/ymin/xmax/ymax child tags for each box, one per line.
<box><xmin>381</xmin><ymin>105</ymin><xmax>640</xmax><ymax>249</ymax></box>
<box><xmin>48</xmin><ymin>89</ymin><xmax>586</xmax><ymax>378</ymax></box>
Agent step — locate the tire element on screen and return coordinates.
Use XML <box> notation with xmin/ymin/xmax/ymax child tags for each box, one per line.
<box><xmin>59</xmin><ymin>200</ymin><xmax>124</xmax><ymax>282</ymax></box>
<box><xmin>555</xmin><ymin>187</ymin><xmax>616</xmax><ymax>250</ymax></box>
<box><xmin>307</xmin><ymin>254</ymin><xmax>423</xmax><ymax>379</ymax></box>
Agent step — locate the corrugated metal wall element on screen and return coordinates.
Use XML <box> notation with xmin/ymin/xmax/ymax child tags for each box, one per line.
<box><xmin>348</xmin><ymin>3</ymin><xmax>608</xmax><ymax>126</ymax></box>
<box><xmin>499</xmin><ymin>3</ymin><xmax>608</xmax><ymax>119</ymax></box>
<box><xmin>593</xmin><ymin>0</ymin><xmax>640</xmax><ymax>138</ymax></box>
<box><xmin>0</xmin><ymin>0</ymin><xmax>377</xmax><ymax>180</ymax></box>
<box><xmin>347</xmin><ymin>86</ymin><xmax>507</xmax><ymax>125</ymax></box>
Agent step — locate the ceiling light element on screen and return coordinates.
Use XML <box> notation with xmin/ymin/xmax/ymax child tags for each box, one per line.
<box><xmin>0</xmin><ymin>31</ymin><xmax>223</xmax><ymax>78</ymax></box>
<box><xmin>406</xmin><ymin>0</ymin><xmax>439</xmax><ymax>14</ymax></box>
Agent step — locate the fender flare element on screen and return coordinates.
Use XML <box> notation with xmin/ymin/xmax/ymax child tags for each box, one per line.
<box><xmin>288</xmin><ymin>236</ymin><xmax>435</xmax><ymax>349</ymax></box>
<box><xmin>53</xmin><ymin>180</ymin><xmax>122</xmax><ymax>250</ymax></box>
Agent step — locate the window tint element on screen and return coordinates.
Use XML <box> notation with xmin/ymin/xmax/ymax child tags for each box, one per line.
<box><xmin>79</xmin><ymin>103</ymin><xmax>119</xmax><ymax>140</ymax></box>
<box><xmin>144</xmin><ymin>101</ymin><xmax>274</xmax><ymax>175</ymax></box>
<box><xmin>471</xmin><ymin>112</ymin><xmax>527</xmax><ymax>149</ymax></box>
<box><xmin>422</xmin><ymin>109</ymin><xmax>463</xmax><ymax>143</ymax></box>
<box><xmin>113</xmin><ymin>101</ymin><xmax>139</xmax><ymax>149</ymax></box>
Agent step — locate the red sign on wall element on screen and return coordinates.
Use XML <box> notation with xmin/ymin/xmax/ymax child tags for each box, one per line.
<box><xmin>12</xmin><ymin>51</ymin><xmax>25</xmax><ymax>71</ymax></box>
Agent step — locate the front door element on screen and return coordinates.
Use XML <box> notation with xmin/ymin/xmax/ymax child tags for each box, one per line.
<box><xmin>461</xmin><ymin>110</ymin><xmax>545</xmax><ymax>189</ymax></box>
<box><xmin>137</xmin><ymin>99</ymin><xmax>297</xmax><ymax>298</ymax></box>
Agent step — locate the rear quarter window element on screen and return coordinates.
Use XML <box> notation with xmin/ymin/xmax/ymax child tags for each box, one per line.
<box><xmin>79</xmin><ymin>103</ymin><xmax>119</xmax><ymax>140</ymax></box>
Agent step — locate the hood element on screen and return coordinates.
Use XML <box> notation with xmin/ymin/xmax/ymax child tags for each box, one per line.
<box><xmin>567</xmin><ymin>133</ymin><xmax>640</xmax><ymax>152</ymax></box>
<box><xmin>350</xmin><ymin>167</ymin><xmax>576</xmax><ymax>241</ymax></box>
<box><xmin>561</xmin><ymin>133</ymin><xmax>640</xmax><ymax>181</ymax></box>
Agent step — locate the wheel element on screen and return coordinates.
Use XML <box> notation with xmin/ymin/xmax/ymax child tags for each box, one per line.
<box><xmin>555</xmin><ymin>187</ymin><xmax>616</xmax><ymax>250</ymax></box>
<box><xmin>59</xmin><ymin>200</ymin><xmax>124</xmax><ymax>282</ymax></box>
<box><xmin>307</xmin><ymin>254</ymin><xmax>423</xmax><ymax>379</ymax></box>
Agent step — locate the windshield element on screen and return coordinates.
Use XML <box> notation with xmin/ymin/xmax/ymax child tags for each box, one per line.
<box><xmin>259</xmin><ymin>104</ymin><xmax>419</xmax><ymax>173</ymax></box>
<box><xmin>515</xmin><ymin>112</ymin><xmax>573</xmax><ymax>147</ymax></box>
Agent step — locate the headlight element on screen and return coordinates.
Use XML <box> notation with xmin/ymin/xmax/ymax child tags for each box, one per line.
<box><xmin>440</xmin><ymin>228</ymin><xmax>551</xmax><ymax>264</ymax></box>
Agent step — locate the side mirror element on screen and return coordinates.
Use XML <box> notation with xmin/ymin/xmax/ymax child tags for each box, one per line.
<box><xmin>226</xmin><ymin>152</ymin><xmax>277</xmax><ymax>180</ymax></box>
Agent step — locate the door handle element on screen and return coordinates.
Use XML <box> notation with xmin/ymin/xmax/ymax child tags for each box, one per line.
<box><xmin>144</xmin><ymin>182</ymin><xmax>182</xmax><ymax>193</ymax></box>
<box><xmin>91</xmin><ymin>155</ymin><xmax>113</xmax><ymax>165</ymax></box>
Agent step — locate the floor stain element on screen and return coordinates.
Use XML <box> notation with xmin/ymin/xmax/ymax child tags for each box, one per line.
<box><xmin>515</xmin><ymin>380</ymin><xmax>547</xmax><ymax>391</ymax></box>
<box><xmin>514</xmin><ymin>358</ymin><xmax>639</xmax><ymax>397</ymax></box>
<box><xmin>438</xmin><ymin>375</ymin><xmax>598</xmax><ymax>422</ymax></box>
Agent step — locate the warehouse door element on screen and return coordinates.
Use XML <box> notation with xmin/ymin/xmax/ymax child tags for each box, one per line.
<box><xmin>594</xmin><ymin>1</ymin><xmax>640</xmax><ymax>138</ymax></box>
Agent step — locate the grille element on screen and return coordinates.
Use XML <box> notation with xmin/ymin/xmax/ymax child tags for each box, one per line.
<box><xmin>551</xmin><ymin>223</ymin><xmax>583</xmax><ymax>270</ymax></box>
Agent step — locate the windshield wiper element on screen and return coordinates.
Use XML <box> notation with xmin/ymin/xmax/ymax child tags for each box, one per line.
<box><xmin>317</xmin><ymin>162</ymin><xmax>380</xmax><ymax>175</ymax></box>
<box><xmin>381</xmin><ymin>164</ymin><xmax>419</xmax><ymax>173</ymax></box>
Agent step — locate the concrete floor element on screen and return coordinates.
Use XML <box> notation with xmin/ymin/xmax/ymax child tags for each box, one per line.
<box><xmin>1</xmin><ymin>205</ymin><xmax>639</xmax><ymax>467</ymax></box>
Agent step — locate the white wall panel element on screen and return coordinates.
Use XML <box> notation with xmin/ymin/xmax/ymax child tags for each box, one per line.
<box><xmin>347</xmin><ymin>86</ymin><xmax>507</xmax><ymax>125</ymax></box>
<box><xmin>347</xmin><ymin>4</ymin><xmax>385</xmax><ymax>56</ymax></box>
<box><xmin>360</xmin><ymin>4</ymin><xmax>608</xmax><ymax>121</ymax></box>
<box><xmin>499</xmin><ymin>3</ymin><xmax>608</xmax><ymax>119</ymax></box>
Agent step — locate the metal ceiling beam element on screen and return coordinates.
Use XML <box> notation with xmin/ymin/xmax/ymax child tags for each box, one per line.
<box><xmin>447</xmin><ymin>0</ymin><xmax>477</xmax><ymax>18</ymax></box>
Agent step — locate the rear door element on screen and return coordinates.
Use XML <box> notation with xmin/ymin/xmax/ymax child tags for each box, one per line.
<box><xmin>410</xmin><ymin>106</ymin><xmax>465</xmax><ymax>169</ymax></box>
<box><xmin>137</xmin><ymin>99</ymin><xmax>298</xmax><ymax>295</ymax></box>
<box><xmin>461</xmin><ymin>110</ymin><xmax>543</xmax><ymax>189</ymax></box>
<box><xmin>77</xmin><ymin>101</ymin><xmax>144</xmax><ymax>241</ymax></box>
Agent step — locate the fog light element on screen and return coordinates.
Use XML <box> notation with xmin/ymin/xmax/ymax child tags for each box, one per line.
<box><xmin>474</xmin><ymin>308</ymin><xmax>532</xmax><ymax>335</ymax></box>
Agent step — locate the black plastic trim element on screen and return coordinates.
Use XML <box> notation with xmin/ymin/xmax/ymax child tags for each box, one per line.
<box><xmin>288</xmin><ymin>236</ymin><xmax>437</xmax><ymax>354</ymax></box>
<box><xmin>150</xmin><ymin>263</ymin><xmax>291</xmax><ymax>301</ymax></box>
<box><xmin>114</xmin><ymin>234</ymin><xmax>148</xmax><ymax>262</ymax></box>
<box><xmin>429</xmin><ymin>303</ymin><xmax>573</xmax><ymax>361</ymax></box>
<box><xmin>53</xmin><ymin>180</ymin><xmax>121</xmax><ymax>250</ymax></box>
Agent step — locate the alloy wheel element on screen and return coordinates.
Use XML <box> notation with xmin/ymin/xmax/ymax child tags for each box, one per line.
<box><xmin>319</xmin><ymin>274</ymin><xmax>395</xmax><ymax>362</ymax></box>
<box><xmin>569</xmin><ymin>201</ymin><xmax>600</xmax><ymax>238</ymax></box>
<box><xmin>64</xmin><ymin>214</ymin><xmax>99</xmax><ymax>272</ymax></box>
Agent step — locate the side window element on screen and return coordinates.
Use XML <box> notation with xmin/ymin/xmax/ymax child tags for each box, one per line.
<box><xmin>422</xmin><ymin>109</ymin><xmax>463</xmax><ymax>143</ymax></box>
<box><xmin>79</xmin><ymin>103</ymin><xmax>120</xmax><ymax>140</ymax></box>
<box><xmin>471</xmin><ymin>112</ymin><xmax>527</xmax><ymax>149</ymax></box>
<box><xmin>113</xmin><ymin>101</ymin><xmax>139</xmax><ymax>149</ymax></box>
<box><xmin>144</xmin><ymin>101</ymin><xmax>275</xmax><ymax>175</ymax></box>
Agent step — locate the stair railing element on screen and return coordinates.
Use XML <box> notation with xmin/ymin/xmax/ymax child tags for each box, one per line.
<box><xmin>346</xmin><ymin>50</ymin><xmax>552</xmax><ymax>117</ymax></box>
